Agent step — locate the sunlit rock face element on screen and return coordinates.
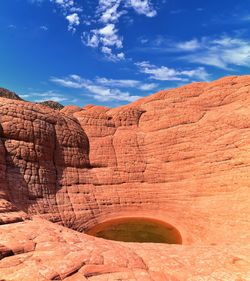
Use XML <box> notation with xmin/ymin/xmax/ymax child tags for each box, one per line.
<box><xmin>0</xmin><ymin>76</ymin><xmax>250</xmax><ymax>280</ymax></box>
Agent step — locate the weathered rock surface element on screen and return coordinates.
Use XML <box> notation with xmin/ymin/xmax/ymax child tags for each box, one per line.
<box><xmin>39</xmin><ymin>100</ymin><xmax>64</xmax><ymax>110</ymax></box>
<box><xmin>0</xmin><ymin>75</ymin><xmax>250</xmax><ymax>280</ymax></box>
<box><xmin>61</xmin><ymin>105</ymin><xmax>82</xmax><ymax>116</ymax></box>
<box><xmin>0</xmin><ymin>87</ymin><xmax>22</xmax><ymax>101</ymax></box>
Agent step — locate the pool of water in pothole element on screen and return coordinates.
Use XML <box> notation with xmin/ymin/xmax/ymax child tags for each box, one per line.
<box><xmin>86</xmin><ymin>217</ymin><xmax>182</xmax><ymax>244</ymax></box>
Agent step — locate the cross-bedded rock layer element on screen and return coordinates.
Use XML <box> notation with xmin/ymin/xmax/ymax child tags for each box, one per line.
<box><xmin>0</xmin><ymin>76</ymin><xmax>250</xmax><ymax>280</ymax></box>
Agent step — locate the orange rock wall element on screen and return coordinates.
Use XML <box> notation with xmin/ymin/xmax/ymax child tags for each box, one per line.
<box><xmin>0</xmin><ymin>76</ymin><xmax>250</xmax><ymax>280</ymax></box>
<box><xmin>0</xmin><ymin>76</ymin><xmax>250</xmax><ymax>245</ymax></box>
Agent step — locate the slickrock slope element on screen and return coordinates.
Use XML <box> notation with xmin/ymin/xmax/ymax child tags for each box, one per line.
<box><xmin>0</xmin><ymin>75</ymin><xmax>250</xmax><ymax>280</ymax></box>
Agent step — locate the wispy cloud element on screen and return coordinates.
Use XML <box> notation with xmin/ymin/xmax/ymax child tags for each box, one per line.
<box><xmin>51</xmin><ymin>75</ymin><xmax>142</xmax><ymax>102</ymax></box>
<box><xmin>96</xmin><ymin>77</ymin><xmax>158</xmax><ymax>91</ymax></box>
<box><xmin>169</xmin><ymin>9</ymin><xmax>183</xmax><ymax>15</ymax></box>
<box><xmin>136</xmin><ymin>61</ymin><xmax>210</xmax><ymax>81</ymax></box>
<box><xmin>19</xmin><ymin>94</ymin><xmax>31</xmax><ymax>99</ymax></box>
<box><xmin>175</xmin><ymin>39</ymin><xmax>201</xmax><ymax>51</ymax></box>
<box><xmin>36</xmin><ymin>96</ymin><xmax>68</xmax><ymax>102</ymax></box>
<box><xmin>136</xmin><ymin>34</ymin><xmax>250</xmax><ymax>70</ymax></box>
<box><xmin>40</xmin><ymin>25</ymin><xmax>48</xmax><ymax>31</ymax></box>
<box><xmin>179</xmin><ymin>36</ymin><xmax>250</xmax><ymax>69</ymax></box>
<box><xmin>8</xmin><ymin>24</ymin><xmax>16</xmax><ymax>29</ymax></box>
<box><xmin>241</xmin><ymin>15</ymin><xmax>250</xmax><ymax>22</ymax></box>
<box><xmin>22</xmin><ymin>90</ymin><xmax>68</xmax><ymax>103</ymax></box>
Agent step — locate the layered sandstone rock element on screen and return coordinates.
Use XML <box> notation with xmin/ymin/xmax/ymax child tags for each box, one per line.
<box><xmin>0</xmin><ymin>75</ymin><xmax>250</xmax><ymax>280</ymax></box>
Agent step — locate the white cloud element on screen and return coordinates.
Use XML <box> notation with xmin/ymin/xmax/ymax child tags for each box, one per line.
<box><xmin>98</xmin><ymin>0</ymin><xmax>124</xmax><ymax>23</ymax></box>
<box><xmin>139</xmin><ymin>83</ymin><xmax>157</xmax><ymax>91</ymax></box>
<box><xmin>136</xmin><ymin>61</ymin><xmax>209</xmax><ymax>81</ymax></box>
<box><xmin>96</xmin><ymin>77</ymin><xmax>158</xmax><ymax>91</ymax></box>
<box><xmin>70</xmin><ymin>74</ymin><xmax>81</xmax><ymax>81</ymax></box>
<box><xmin>52</xmin><ymin>0</ymin><xmax>74</xmax><ymax>10</ymax></box>
<box><xmin>82</xmin><ymin>23</ymin><xmax>123</xmax><ymax>60</ymax></box>
<box><xmin>97</xmin><ymin>0</ymin><xmax>156</xmax><ymax>22</ymax></box>
<box><xmin>116</xmin><ymin>52</ymin><xmax>125</xmax><ymax>60</ymax></box>
<box><xmin>23</xmin><ymin>90</ymin><xmax>68</xmax><ymax>103</ymax></box>
<box><xmin>84</xmin><ymin>85</ymin><xmax>140</xmax><ymax>102</ymax></box>
<box><xmin>126</xmin><ymin>0</ymin><xmax>157</xmax><ymax>17</ymax></box>
<box><xmin>141</xmin><ymin>35</ymin><xmax>250</xmax><ymax>70</ymax></box>
<box><xmin>84</xmin><ymin>0</ymin><xmax>156</xmax><ymax>60</ymax></box>
<box><xmin>50</xmin><ymin>77</ymin><xmax>83</xmax><ymax>88</ymax></box>
<box><xmin>175</xmin><ymin>39</ymin><xmax>201</xmax><ymax>51</ymax></box>
<box><xmin>101</xmin><ymin>46</ymin><xmax>112</xmax><ymax>54</ymax></box>
<box><xmin>82</xmin><ymin>32</ymin><xmax>99</xmax><ymax>48</ymax></box>
<box><xmin>32</xmin><ymin>0</ymin><xmax>157</xmax><ymax>60</ymax></box>
<box><xmin>19</xmin><ymin>94</ymin><xmax>31</xmax><ymax>99</ymax></box>
<box><xmin>66</xmin><ymin>13</ymin><xmax>80</xmax><ymax>32</ymax></box>
<box><xmin>95</xmin><ymin>0</ymin><xmax>124</xmax><ymax>48</ymax></box>
<box><xmin>96</xmin><ymin>77</ymin><xmax>139</xmax><ymax>87</ymax></box>
<box><xmin>51</xmin><ymin>0</ymin><xmax>83</xmax><ymax>13</ymax></box>
<box><xmin>51</xmin><ymin>75</ymin><xmax>143</xmax><ymax>102</ymax></box>
<box><xmin>50</xmin><ymin>0</ymin><xmax>81</xmax><ymax>32</ymax></box>
<box><xmin>179</xmin><ymin>68</ymin><xmax>210</xmax><ymax>81</ymax></box>
<box><xmin>180</xmin><ymin>36</ymin><xmax>250</xmax><ymax>69</ymax></box>
<box><xmin>99</xmin><ymin>24</ymin><xmax>122</xmax><ymax>48</ymax></box>
<box><xmin>83</xmin><ymin>24</ymin><xmax>122</xmax><ymax>49</ymax></box>
<box><xmin>36</xmin><ymin>96</ymin><xmax>68</xmax><ymax>102</ymax></box>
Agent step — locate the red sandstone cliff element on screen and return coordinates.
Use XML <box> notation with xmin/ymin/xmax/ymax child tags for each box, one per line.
<box><xmin>0</xmin><ymin>76</ymin><xmax>249</xmax><ymax>280</ymax></box>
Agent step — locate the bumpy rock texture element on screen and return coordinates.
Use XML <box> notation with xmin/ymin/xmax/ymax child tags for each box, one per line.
<box><xmin>0</xmin><ymin>76</ymin><xmax>250</xmax><ymax>280</ymax></box>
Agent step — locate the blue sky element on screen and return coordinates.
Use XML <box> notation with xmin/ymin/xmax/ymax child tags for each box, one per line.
<box><xmin>0</xmin><ymin>0</ymin><xmax>250</xmax><ymax>107</ymax></box>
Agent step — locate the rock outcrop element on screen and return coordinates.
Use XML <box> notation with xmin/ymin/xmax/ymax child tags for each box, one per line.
<box><xmin>39</xmin><ymin>100</ymin><xmax>64</xmax><ymax>110</ymax></box>
<box><xmin>0</xmin><ymin>75</ymin><xmax>250</xmax><ymax>280</ymax></box>
<box><xmin>0</xmin><ymin>87</ymin><xmax>22</xmax><ymax>101</ymax></box>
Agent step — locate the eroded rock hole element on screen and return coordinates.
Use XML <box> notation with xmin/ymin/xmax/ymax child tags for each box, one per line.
<box><xmin>86</xmin><ymin>217</ymin><xmax>182</xmax><ymax>244</ymax></box>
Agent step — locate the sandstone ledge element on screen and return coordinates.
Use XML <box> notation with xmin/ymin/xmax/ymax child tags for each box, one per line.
<box><xmin>0</xmin><ymin>218</ymin><xmax>249</xmax><ymax>281</ymax></box>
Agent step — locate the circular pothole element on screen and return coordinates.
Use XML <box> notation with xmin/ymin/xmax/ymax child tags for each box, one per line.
<box><xmin>86</xmin><ymin>217</ymin><xmax>182</xmax><ymax>244</ymax></box>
